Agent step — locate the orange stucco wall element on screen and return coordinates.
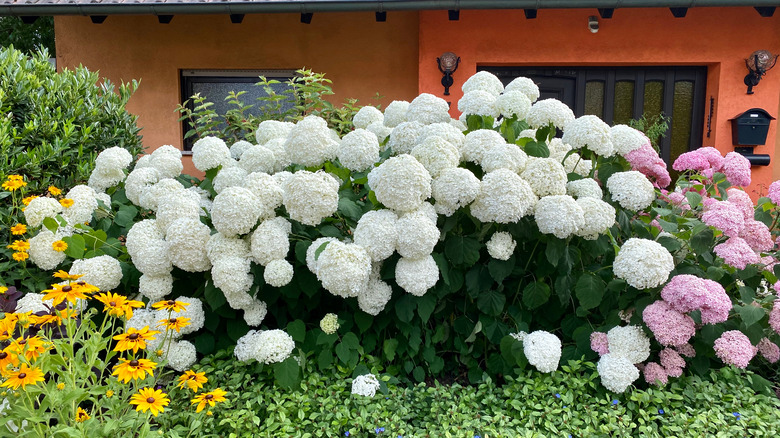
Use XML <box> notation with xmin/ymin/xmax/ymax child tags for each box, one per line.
<box><xmin>55</xmin><ymin>12</ymin><xmax>420</xmax><ymax>174</ymax></box>
<box><xmin>419</xmin><ymin>8</ymin><xmax>780</xmax><ymax>196</ymax></box>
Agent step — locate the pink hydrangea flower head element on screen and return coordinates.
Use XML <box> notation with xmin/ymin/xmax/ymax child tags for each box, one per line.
<box><xmin>722</xmin><ymin>152</ymin><xmax>751</xmax><ymax>187</ymax></box>
<box><xmin>642</xmin><ymin>300</ymin><xmax>696</xmax><ymax>346</ymax></box>
<box><xmin>701</xmin><ymin>200</ymin><xmax>745</xmax><ymax>237</ymax></box>
<box><xmin>773</xmin><ymin>280</ymin><xmax>780</xmax><ymax>295</ymax></box>
<box><xmin>759</xmin><ymin>255</ymin><xmax>778</xmax><ymax>272</ymax></box>
<box><xmin>768</xmin><ymin>180</ymin><xmax>780</xmax><ymax>205</ymax></box>
<box><xmin>770</xmin><ymin>302</ymin><xmax>780</xmax><ymax>334</ymax></box>
<box><xmin>590</xmin><ymin>331</ymin><xmax>610</xmax><ymax>356</ymax></box>
<box><xmin>739</xmin><ymin>220</ymin><xmax>774</xmax><ymax>252</ymax></box>
<box><xmin>713</xmin><ymin>330</ymin><xmax>756</xmax><ymax>369</ymax></box>
<box><xmin>713</xmin><ymin>236</ymin><xmax>760</xmax><ymax>270</ymax></box>
<box><xmin>672</xmin><ymin>151</ymin><xmax>711</xmax><ymax>172</ymax></box>
<box><xmin>757</xmin><ymin>338</ymin><xmax>780</xmax><ymax>363</ymax></box>
<box><xmin>726</xmin><ymin>188</ymin><xmax>755</xmax><ymax>220</ymax></box>
<box><xmin>699</xmin><ymin>279</ymin><xmax>732</xmax><ymax>324</ymax></box>
<box><xmin>696</xmin><ymin>147</ymin><xmax>725</xmax><ymax>171</ymax></box>
<box><xmin>701</xmin><ymin>196</ymin><xmax>718</xmax><ymax>209</ymax></box>
<box><xmin>625</xmin><ymin>144</ymin><xmax>671</xmax><ymax>188</ymax></box>
<box><xmin>664</xmin><ymin>191</ymin><xmax>690</xmax><ymax>211</ymax></box>
<box><xmin>674</xmin><ymin>343</ymin><xmax>696</xmax><ymax>358</ymax></box>
<box><xmin>659</xmin><ymin>347</ymin><xmax>686</xmax><ymax>377</ymax></box>
<box><xmin>660</xmin><ymin>275</ymin><xmax>708</xmax><ymax>313</ymax></box>
<box><xmin>643</xmin><ymin>362</ymin><xmax>668</xmax><ymax>386</ymax></box>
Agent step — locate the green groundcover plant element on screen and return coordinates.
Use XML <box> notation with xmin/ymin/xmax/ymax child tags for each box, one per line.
<box><xmin>4</xmin><ymin>69</ymin><xmax>780</xmax><ymax>404</ymax></box>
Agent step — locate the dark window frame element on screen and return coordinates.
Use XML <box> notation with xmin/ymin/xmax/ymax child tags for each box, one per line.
<box><xmin>482</xmin><ymin>66</ymin><xmax>707</xmax><ymax>164</ymax></box>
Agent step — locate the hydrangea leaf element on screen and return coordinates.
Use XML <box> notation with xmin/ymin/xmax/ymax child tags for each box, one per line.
<box><xmin>114</xmin><ymin>205</ymin><xmax>138</xmax><ymax>228</ymax></box>
<box><xmin>273</xmin><ymin>356</ymin><xmax>301</xmax><ymax>389</ymax></box>
<box><xmin>575</xmin><ymin>273</ymin><xmax>605</xmax><ymax>310</ymax></box>
<box><xmin>522</xmin><ymin>282</ymin><xmax>550</xmax><ymax>310</ymax></box>
<box><xmin>286</xmin><ymin>320</ymin><xmax>306</xmax><ymax>343</ymax></box>
<box><xmin>444</xmin><ymin>236</ymin><xmax>481</xmax><ymax>267</ymax></box>
<box><xmin>736</xmin><ymin>304</ymin><xmax>764</xmax><ymax>328</ymax></box>
<box><xmin>477</xmin><ymin>289</ymin><xmax>506</xmax><ymax>316</ymax></box>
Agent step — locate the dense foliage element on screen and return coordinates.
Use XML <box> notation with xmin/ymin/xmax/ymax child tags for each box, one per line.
<box><xmin>0</xmin><ymin>18</ymin><xmax>55</xmax><ymax>55</ymax></box>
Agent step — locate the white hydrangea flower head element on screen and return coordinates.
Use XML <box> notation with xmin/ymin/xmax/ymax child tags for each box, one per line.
<box><xmin>458</xmin><ymin>90</ymin><xmax>499</xmax><ymax>118</ymax></box>
<box><xmin>496</xmin><ymin>90</ymin><xmax>533</xmax><ymax>119</ymax></box>
<box><xmin>526</xmin><ymin>99</ymin><xmax>575</xmax><ymax>129</ymax></box>
<box><xmin>61</xmin><ymin>185</ymin><xmax>99</xmax><ymax>225</ymax></box>
<box><xmin>149</xmin><ymin>145</ymin><xmax>184</xmax><ymax>179</ymax></box>
<box><xmin>401</xmin><ymin>202</ymin><xmax>438</xmax><ymax>225</ymax></box>
<box><xmin>534</xmin><ymin>195</ymin><xmax>584</xmax><ymax>239</ymax></box>
<box><xmin>88</xmin><ymin>166</ymin><xmax>127</xmax><ymax>193</ymax></box>
<box><xmin>367</xmin><ymin>154</ymin><xmax>432</xmax><ymax>213</ymax></box>
<box><xmin>462</xmin><ymin>129</ymin><xmax>505</xmax><ymax>165</ymax></box>
<box><xmin>354</xmin><ymin>210</ymin><xmax>398</xmax><ymax>262</ymax></box>
<box><xmin>127</xmin><ymin>236</ymin><xmax>171</xmax><ymax>278</ymax></box>
<box><xmin>462</xmin><ymin>71</ymin><xmax>504</xmax><ymax>96</ymax></box>
<box><xmin>365</xmin><ymin>121</ymin><xmax>392</xmax><ymax>144</ymax></box>
<box><xmin>351</xmin><ymin>374</ymin><xmax>381</xmax><ymax>397</ymax></box>
<box><xmin>486</xmin><ymin>231</ymin><xmax>516</xmax><ymax>261</ymax></box>
<box><xmin>317</xmin><ymin>242</ymin><xmax>372</xmax><ymax>298</ymax></box>
<box><xmin>470</xmin><ymin>169</ymin><xmax>538</xmax><ymax>223</ymax></box>
<box><xmin>238</xmin><ymin>145</ymin><xmax>276</xmax><ymax>174</ymax></box>
<box><xmin>281</xmin><ymin>170</ymin><xmax>340</xmax><ymax>226</ymax></box>
<box><xmin>411</xmin><ymin>135</ymin><xmax>461</xmax><ymax>178</ymax></box>
<box><xmin>192</xmin><ymin>136</ymin><xmax>234</xmax><ymax>172</ymax></box>
<box><xmin>28</xmin><ymin>229</ymin><xmax>67</xmax><ymax>270</ymax></box>
<box><xmin>395</xmin><ymin>255</ymin><xmax>439</xmax><ymax>296</ymax></box>
<box><xmin>212</xmin><ymin>167</ymin><xmax>248</xmax><ymax>195</ymax></box>
<box><xmin>167</xmin><ymin>296</ymin><xmax>205</xmax><ymax>335</ymax></box>
<box><xmin>383</xmin><ymin>100</ymin><xmax>410</xmax><ymax>128</ymax></box>
<box><xmin>230</xmin><ymin>140</ymin><xmax>254</xmax><ymax>160</ymax></box>
<box><xmin>358</xmin><ymin>278</ymin><xmax>393</xmax><ymax>315</ymax></box>
<box><xmin>138</xmin><ymin>178</ymin><xmax>184</xmax><ymax>211</ymax></box>
<box><xmin>431</xmin><ymin>167</ymin><xmax>481</xmax><ymax>216</ymax></box>
<box><xmin>263</xmin><ymin>138</ymin><xmax>291</xmax><ymax>172</ymax></box>
<box><xmin>139</xmin><ymin>273</ymin><xmax>173</xmax><ymax>301</ymax></box>
<box><xmin>162</xmin><ymin>340</ymin><xmax>197</xmax><ymax>372</ymax></box>
<box><xmin>306</xmin><ymin>237</ymin><xmax>338</xmax><ymax>275</ymax></box>
<box><xmin>69</xmin><ymin>255</ymin><xmax>122</xmax><ymax>291</ymax></box>
<box><xmin>224</xmin><ymin>290</ymin><xmax>254</xmax><ymax>311</ymax></box>
<box><xmin>610</xmin><ymin>125</ymin><xmax>648</xmax><ymax>156</ymax></box>
<box><xmin>518</xmin><ymin>128</ymin><xmax>537</xmax><ymax>139</ymax></box>
<box><xmin>338</xmin><ymin>129</ymin><xmax>380</xmax><ymax>172</ymax></box>
<box><xmin>250</xmin><ymin>217</ymin><xmax>291</xmax><ymax>266</ymax></box>
<box><xmin>597</xmin><ymin>353</ymin><xmax>640</xmax><ymax>393</ymax></box>
<box><xmin>482</xmin><ymin>143</ymin><xmax>529</xmax><ymax>174</ymax></box>
<box><xmin>255</xmin><ymin>329</ymin><xmax>296</xmax><ymax>364</ymax></box>
<box><xmin>243</xmin><ymin>300</ymin><xmax>268</xmax><ymax>326</ymax></box>
<box><xmin>406</xmin><ymin>93</ymin><xmax>451</xmax><ymax>125</ymax></box>
<box><xmin>14</xmin><ymin>292</ymin><xmax>49</xmax><ymax>314</ymax></box>
<box><xmin>255</xmin><ymin>120</ymin><xmax>295</xmax><ymax>145</ymax></box>
<box><xmin>165</xmin><ymin>218</ymin><xmax>211</xmax><ymax>272</ymax></box>
<box><xmin>567</xmin><ymin>178</ymin><xmax>603</xmax><ymax>199</ymax></box>
<box><xmin>613</xmin><ymin>238</ymin><xmax>674</xmax><ymax>290</ymax></box>
<box><xmin>235</xmin><ymin>330</ymin><xmax>262</xmax><ymax>362</ymax></box>
<box><xmin>388</xmin><ymin>121</ymin><xmax>425</xmax><ymax>155</ymax></box>
<box><xmin>206</xmin><ymin>232</ymin><xmax>250</xmax><ymax>262</ymax></box>
<box><xmin>124</xmin><ymin>167</ymin><xmax>160</xmax><ymax>207</ymax></box>
<box><xmin>395</xmin><ymin>214</ymin><xmax>440</xmax><ymax>259</ymax></box>
<box><xmin>353</xmin><ymin>106</ymin><xmax>384</xmax><ymax>129</ymax></box>
<box><xmin>607</xmin><ymin>171</ymin><xmax>655</xmax><ymax>211</ymax></box>
<box><xmin>125</xmin><ymin>308</ymin><xmax>156</xmax><ymax>333</ymax></box>
<box><xmin>285</xmin><ymin>115</ymin><xmax>339</xmax><ymax>167</ymax></box>
<box><xmin>418</xmin><ymin>122</ymin><xmax>466</xmax><ymax>153</ymax></box>
<box><xmin>24</xmin><ymin>196</ymin><xmax>63</xmax><ymax>228</ymax></box>
<box><xmin>155</xmin><ymin>191</ymin><xmax>202</xmax><ymax>234</ymax></box>
<box><xmin>504</xmin><ymin>77</ymin><xmax>540</xmax><ymax>102</ymax></box>
<box><xmin>575</xmin><ymin>197</ymin><xmax>616</xmax><ymax>240</ymax></box>
<box><xmin>523</xmin><ymin>331</ymin><xmax>562</xmax><ymax>373</ymax></box>
<box><xmin>320</xmin><ymin>313</ymin><xmax>340</xmax><ymax>334</ymax></box>
<box><xmin>126</xmin><ymin>219</ymin><xmax>163</xmax><ymax>253</ymax></box>
<box><xmin>607</xmin><ymin>325</ymin><xmax>651</xmax><ymax>363</ymax></box>
<box><xmin>210</xmin><ymin>186</ymin><xmax>262</xmax><ymax>237</ymax></box>
<box><xmin>521</xmin><ymin>158</ymin><xmax>567</xmax><ymax>197</ymax></box>
<box><xmin>186</xmin><ymin>186</ymin><xmax>212</xmax><ymax>215</ymax></box>
<box><xmin>94</xmin><ymin>146</ymin><xmax>133</xmax><ymax>171</ymax></box>
<box><xmin>562</xmin><ymin>115</ymin><xmax>615</xmax><ymax>157</ymax></box>
<box><xmin>134</xmin><ymin>154</ymin><xmax>152</xmax><ymax>169</ymax></box>
<box><xmin>211</xmin><ymin>256</ymin><xmax>253</xmax><ymax>298</ymax></box>
<box><xmin>242</xmin><ymin>172</ymin><xmax>283</xmax><ymax>219</ymax></box>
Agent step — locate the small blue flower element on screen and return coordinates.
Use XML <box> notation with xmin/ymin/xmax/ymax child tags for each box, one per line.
<box><xmin>733</xmin><ymin>412</ymin><xmax>741</xmax><ymax>420</ymax></box>
<box><xmin>658</xmin><ymin>409</ymin><xmax>665</xmax><ymax>415</ymax></box>
<box><xmin>555</xmin><ymin>393</ymin><xmax>561</xmax><ymax>398</ymax></box>
<box><xmin>474</xmin><ymin>436</ymin><xmax>481</xmax><ymax>438</ymax></box>
<box><xmin>344</xmin><ymin>433</ymin><xmax>350</xmax><ymax>437</ymax></box>
<box><xmin>612</xmin><ymin>399</ymin><xmax>619</xmax><ymax>405</ymax></box>
<box><xmin>563</xmin><ymin>405</ymin><xmax>568</xmax><ymax>408</ymax></box>
<box><xmin>374</xmin><ymin>427</ymin><xmax>385</xmax><ymax>433</ymax></box>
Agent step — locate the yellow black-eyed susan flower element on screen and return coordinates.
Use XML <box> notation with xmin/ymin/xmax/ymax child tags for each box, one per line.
<box><xmin>129</xmin><ymin>387</ymin><xmax>169</xmax><ymax>417</ymax></box>
<box><xmin>191</xmin><ymin>388</ymin><xmax>227</xmax><ymax>413</ymax></box>
<box><xmin>112</xmin><ymin>358</ymin><xmax>157</xmax><ymax>383</ymax></box>
<box><xmin>177</xmin><ymin>370</ymin><xmax>208</xmax><ymax>392</ymax></box>
<box><xmin>0</xmin><ymin>364</ymin><xmax>44</xmax><ymax>390</ymax></box>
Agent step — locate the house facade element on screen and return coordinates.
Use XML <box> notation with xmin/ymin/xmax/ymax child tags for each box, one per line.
<box><xmin>3</xmin><ymin>0</ymin><xmax>780</xmax><ymax>193</ymax></box>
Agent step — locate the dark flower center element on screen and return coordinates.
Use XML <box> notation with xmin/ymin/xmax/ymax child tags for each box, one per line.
<box><xmin>0</xmin><ymin>352</ymin><xmax>6</xmax><ymax>359</ymax></box>
<box><xmin>205</xmin><ymin>394</ymin><xmax>214</xmax><ymax>400</ymax></box>
<box><xmin>146</xmin><ymin>397</ymin><xmax>155</xmax><ymax>403</ymax></box>
<box><xmin>62</xmin><ymin>286</ymin><xmax>72</xmax><ymax>292</ymax></box>
<box><xmin>18</xmin><ymin>339</ymin><xmax>27</xmax><ymax>345</ymax></box>
<box><xmin>169</xmin><ymin>318</ymin><xmax>177</xmax><ymax>324</ymax></box>
<box><xmin>18</xmin><ymin>373</ymin><xmax>26</xmax><ymax>379</ymax></box>
<box><xmin>167</xmin><ymin>300</ymin><xmax>175</xmax><ymax>306</ymax></box>
<box><xmin>109</xmin><ymin>301</ymin><xmax>117</xmax><ymax>307</ymax></box>
<box><xmin>129</xmin><ymin>360</ymin><xmax>139</xmax><ymax>367</ymax></box>
<box><xmin>189</xmin><ymin>375</ymin><xmax>197</xmax><ymax>380</ymax></box>
<box><xmin>128</xmin><ymin>333</ymin><xmax>139</xmax><ymax>340</ymax></box>
<box><xmin>77</xmin><ymin>281</ymin><xmax>86</xmax><ymax>286</ymax></box>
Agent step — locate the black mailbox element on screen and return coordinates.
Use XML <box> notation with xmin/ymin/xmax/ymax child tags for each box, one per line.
<box><xmin>729</xmin><ymin>108</ymin><xmax>775</xmax><ymax>145</ymax></box>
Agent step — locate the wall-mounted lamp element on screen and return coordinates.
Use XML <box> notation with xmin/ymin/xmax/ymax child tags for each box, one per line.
<box><xmin>437</xmin><ymin>52</ymin><xmax>460</xmax><ymax>96</ymax></box>
<box><xmin>588</xmin><ymin>16</ymin><xmax>599</xmax><ymax>33</ymax></box>
<box><xmin>744</xmin><ymin>50</ymin><xmax>778</xmax><ymax>94</ymax></box>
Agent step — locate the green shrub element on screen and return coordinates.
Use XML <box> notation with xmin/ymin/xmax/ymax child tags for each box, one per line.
<box><xmin>158</xmin><ymin>350</ymin><xmax>780</xmax><ymax>437</ymax></box>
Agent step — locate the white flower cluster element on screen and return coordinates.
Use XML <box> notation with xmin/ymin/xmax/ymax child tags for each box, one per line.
<box><xmin>354</xmin><ymin>210</ymin><xmax>398</xmax><ymax>262</ymax></box>
<box><xmin>320</xmin><ymin>313</ymin><xmax>340</xmax><ymax>334</ymax></box>
<box><xmin>29</xmin><ymin>229</ymin><xmax>69</xmax><ymax>270</ymax></box>
<box><xmin>607</xmin><ymin>171</ymin><xmax>655</xmax><ymax>211</ymax></box>
<box><xmin>406</xmin><ymin>93</ymin><xmax>450</xmax><ymax>125</ymax></box>
<box><xmin>575</xmin><ymin>198</ymin><xmax>616</xmax><ymax>240</ymax></box>
<box><xmin>522</xmin><ymin>331</ymin><xmax>562</xmax><ymax>373</ymax></box>
<box><xmin>597</xmin><ymin>354</ymin><xmax>640</xmax><ymax>394</ymax></box>
<box><xmin>68</xmin><ymin>255</ymin><xmax>122</xmax><ymax>291</ymax></box>
<box><xmin>471</xmin><ymin>169</ymin><xmax>537</xmax><ymax>224</ymax></box>
<box><xmin>286</xmin><ymin>116</ymin><xmax>339</xmax><ymax>167</ymax></box>
<box><xmin>383</xmin><ymin>100</ymin><xmax>409</xmax><ymax>128</ymax></box>
<box><xmin>431</xmin><ymin>168</ymin><xmax>480</xmax><ymax>216</ymax></box>
<box><xmin>338</xmin><ymin>129</ymin><xmax>380</xmax><ymax>172</ymax></box>
<box><xmin>596</xmin><ymin>325</ymin><xmax>650</xmax><ymax>393</ymax></box>
<box><xmin>155</xmin><ymin>296</ymin><xmax>205</xmax><ymax>335</ymax></box>
<box><xmin>526</xmin><ymin>99</ymin><xmax>575</xmax><ymax>129</ymax></box>
<box><xmin>314</xmin><ymin>241</ymin><xmax>372</xmax><ymax>298</ymax></box>
<box><xmin>486</xmin><ymin>231</ymin><xmax>516</xmax><ymax>261</ymax></box>
<box><xmin>368</xmin><ymin>154</ymin><xmax>432</xmax><ymax>213</ymax></box>
<box><xmin>458</xmin><ymin>90</ymin><xmax>498</xmax><ymax>118</ymax></box>
<box><xmin>160</xmin><ymin>340</ymin><xmax>197</xmax><ymax>372</ymax></box>
<box><xmin>411</xmin><ymin>136</ymin><xmax>461</xmax><ymax>178</ymax></box>
<box><xmin>566</xmin><ymin>178</ymin><xmax>603</xmax><ymax>199</ymax></box>
<box><xmin>610</xmin><ymin>125</ymin><xmax>648</xmax><ymax>155</ymax></box>
<box><xmin>192</xmin><ymin>136</ymin><xmax>233</xmax><ymax>172</ymax></box>
<box><xmin>282</xmin><ymin>170</ymin><xmax>340</xmax><ymax>226</ymax></box>
<box><xmin>534</xmin><ymin>195</ymin><xmax>584</xmax><ymax>239</ymax></box>
<box><xmin>504</xmin><ymin>76</ymin><xmax>540</xmax><ymax>102</ymax></box>
<box><xmin>234</xmin><ymin>329</ymin><xmax>296</xmax><ymax>364</ymax></box>
<box><xmin>239</xmin><ymin>144</ymin><xmax>276</xmax><ymax>174</ymax></box>
<box><xmin>256</xmin><ymin>120</ymin><xmax>294</xmax><ymax>145</ymax></box>
<box><xmin>562</xmin><ymin>115</ymin><xmax>615</xmax><ymax>157</ymax></box>
<box><xmin>353</xmin><ymin>106</ymin><xmax>384</xmax><ymax>129</ymax></box>
<box><xmin>351</xmin><ymin>374</ymin><xmax>381</xmax><ymax>397</ymax></box>
<box><xmin>388</xmin><ymin>121</ymin><xmax>424</xmax><ymax>155</ymax></box>
<box><xmin>24</xmin><ymin>197</ymin><xmax>63</xmax><ymax>228</ymax></box>
<box><xmin>89</xmin><ymin>147</ymin><xmax>133</xmax><ymax>192</ymax></box>
<box><xmin>521</xmin><ymin>158</ymin><xmax>568</xmax><ymax>197</ymax></box>
<box><xmin>613</xmin><ymin>238</ymin><xmax>674</xmax><ymax>289</ymax></box>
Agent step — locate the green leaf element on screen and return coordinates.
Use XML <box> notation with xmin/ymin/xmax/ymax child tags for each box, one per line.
<box><xmin>444</xmin><ymin>236</ymin><xmax>481</xmax><ymax>267</ymax></box>
<box><xmin>341</xmin><ymin>332</ymin><xmax>360</xmax><ymax>350</ymax></box>
<box><xmin>524</xmin><ymin>141</ymin><xmax>550</xmax><ymax>158</ymax></box>
<box><xmin>114</xmin><ymin>205</ymin><xmax>138</xmax><ymax>228</ymax></box>
<box><xmin>415</xmin><ymin>294</ymin><xmax>437</xmax><ymax>323</ymax></box>
<box><xmin>318</xmin><ymin>225</ymin><xmax>342</xmax><ymax>238</ymax></box>
<box><xmin>464</xmin><ymin>320</ymin><xmax>482</xmax><ymax>343</ymax></box>
<box><xmin>63</xmin><ymin>234</ymin><xmax>85</xmax><ymax>259</ymax></box>
<box><xmin>273</xmin><ymin>357</ymin><xmax>301</xmax><ymax>389</ymax></box>
<box><xmin>432</xmin><ymin>252</ymin><xmax>450</xmax><ymax>286</ymax></box>
<box><xmin>736</xmin><ymin>305</ymin><xmax>764</xmax><ymax>328</ymax></box>
<box><xmin>545</xmin><ymin>238</ymin><xmax>566</xmax><ymax>267</ymax></box>
<box><xmin>314</xmin><ymin>241</ymin><xmax>330</xmax><ymax>260</ymax></box>
<box><xmin>488</xmin><ymin>257</ymin><xmax>515</xmax><ymax>283</ymax></box>
<box><xmin>395</xmin><ymin>294</ymin><xmax>415</xmax><ymax>323</ymax></box>
<box><xmin>286</xmin><ymin>320</ymin><xmax>306</xmax><ymax>343</ymax></box>
<box><xmin>690</xmin><ymin>228</ymin><xmax>714</xmax><ymax>255</ymax></box>
<box><xmin>335</xmin><ymin>342</ymin><xmax>351</xmax><ymax>364</ymax></box>
<box><xmin>477</xmin><ymin>290</ymin><xmax>506</xmax><ymax>316</ymax></box>
<box><xmin>685</xmin><ymin>191</ymin><xmax>702</xmax><ymax>208</ymax></box>
<box><xmin>575</xmin><ymin>273</ymin><xmax>605</xmax><ymax>310</ymax></box>
<box><xmin>383</xmin><ymin>339</ymin><xmax>399</xmax><ymax>361</ymax></box>
<box><xmin>42</xmin><ymin>216</ymin><xmax>59</xmax><ymax>233</ymax></box>
<box><xmin>204</xmin><ymin>281</ymin><xmax>226</xmax><ymax>311</ymax></box>
<box><xmin>337</xmin><ymin>197</ymin><xmax>362</xmax><ymax>221</ymax></box>
<box><xmin>522</xmin><ymin>282</ymin><xmax>550</xmax><ymax>309</ymax></box>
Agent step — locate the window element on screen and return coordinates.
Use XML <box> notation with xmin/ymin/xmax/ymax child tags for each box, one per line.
<box><xmin>180</xmin><ymin>69</ymin><xmax>297</xmax><ymax>151</ymax></box>
<box><xmin>482</xmin><ymin>66</ymin><xmax>707</xmax><ymax>166</ymax></box>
